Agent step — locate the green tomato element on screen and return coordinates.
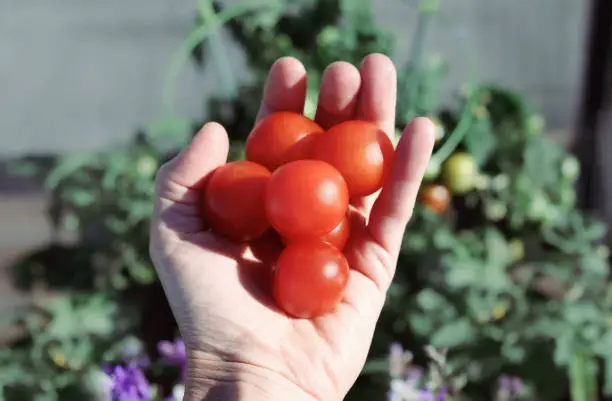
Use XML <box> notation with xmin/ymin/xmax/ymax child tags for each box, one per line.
<box><xmin>441</xmin><ymin>152</ymin><xmax>478</xmax><ymax>194</ymax></box>
<box><xmin>526</xmin><ymin>114</ymin><xmax>545</xmax><ymax>138</ymax></box>
<box><xmin>485</xmin><ymin>200</ymin><xmax>507</xmax><ymax>221</ymax></box>
<box><xmin>561</xmin><ymin>156</ymin><xmax>580</xmax><ymax>181</ymax></box>
<box><xmin>508</xmin><ymin>238</ymin><xmax>525</xmax><ymax>262</ymax></box>
<box><xmin>136</xmin><ymin>154</ymin><xmax>158</xmax><ymax>178</ymax></box>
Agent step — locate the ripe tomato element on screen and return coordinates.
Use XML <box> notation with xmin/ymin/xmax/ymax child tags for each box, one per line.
<box><xmin>248</xmin><ymin>229</ymin><xmax>284</xmax><ymax>266</ymax></box>
<box><xmin>273</xmin><ymin>241</ymin><xmax>350</xmax><ymax>318</ymax></box>
<box><xmin>282</xmin><ymin>214</ymin><xmax>350</xmax><ymax>250</ymax></box>
<box><xmin>441</xmin><ymin>152</ymin><xmax>478</xmax><ymax>194</ymax></box>
<box><xmin>245</xmin><ymin>111</ymin><xmax>324</xmax><ymax>171</ymax></box>
<box><xmin>420</xmin><ymin>184</ymin><xmax>451</xmax><ymax>214</ymax></box>
<box><xmin>201</xmin><ymin>161</ymin><xmax>271</xmax><ymax>242</ymax></box>
<box><xmin>265</xmin><ymin>160</ymin><xmax>349</xmax><ymax>239</ymax></box>
<box><xmin>313</xmin><ymin>120</ymin><xmax>394</xmax><ymax>197</ymax></box>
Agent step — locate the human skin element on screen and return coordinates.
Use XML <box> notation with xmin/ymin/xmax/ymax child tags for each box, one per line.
<box><xmin>150</xmin><ymin>53</ymin><xmax>435</xmax><ymax>401</ymax></box>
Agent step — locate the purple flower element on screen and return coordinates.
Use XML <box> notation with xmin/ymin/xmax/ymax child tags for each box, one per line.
<box><xmin>418</xmin><ymin>387</ymin><xmax>447</xmax><ymax>401</ymax></box>
<box><xmin>158</xmin><ymin>338</ymin><xmax>187</xmax><ymax>380</ymax></box>
<box><xmin>389</xmin><ymin>342</ymin><xmax>406</xmax><ymax>378</ymax></box>
<box><xmin>121</xmin><ymin>342</ymin><xmax>151</xmax><ymax>369</ymax></box>
<box><xmin>406</xmin><ymin>366</ymin><xmax>424</xmax><ymax>387</ymax></box>
<box><xmin>104</xmin><ymin>363</ymin><xmax>151</xmax><ymax>401</ymax></box>
<box><xmin>510</xmin><ymin>377</ymin><xmax>525</xmax><ymax>397</ymax></box>
<box><xmin>496</xmin><ymin>375</ymin><xmax>524</xmax><ymax>401</ymax></box>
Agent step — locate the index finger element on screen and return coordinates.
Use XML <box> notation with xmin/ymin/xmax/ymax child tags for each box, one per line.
<box><xmin>255</xmin><ymin>57</ymin><xmax>308</xmax><ymax>123</ymax></box>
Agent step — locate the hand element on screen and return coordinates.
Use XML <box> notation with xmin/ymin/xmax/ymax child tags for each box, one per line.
<box><xmin>150</xmin><ymin>54</ymin><xmax>435</xmax><ymax>401</ymax></box>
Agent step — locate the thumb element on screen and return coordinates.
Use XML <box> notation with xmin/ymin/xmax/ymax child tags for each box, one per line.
<box><xmin>155</xmin><ymin>122</ymin><xmax>229</xmax><ymax>205</ymax></box>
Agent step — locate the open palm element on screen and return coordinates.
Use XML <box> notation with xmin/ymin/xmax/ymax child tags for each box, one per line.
<box><xmin>150</xmin><ymin>54</ymin><xmax>435</xmax><ymax>401</ymax></box>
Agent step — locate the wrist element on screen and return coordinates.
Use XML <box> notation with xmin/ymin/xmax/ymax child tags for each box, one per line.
<box><xmin>184</xmin><ymin>352</ymin><xmax>320</xmax><ymax>401</ymax></box>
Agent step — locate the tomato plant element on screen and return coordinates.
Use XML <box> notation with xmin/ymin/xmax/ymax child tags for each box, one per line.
<box><xmin>265</xmin><ymin>160</ymin><xmax>349</xmax><ymax>239</ymax></box>
<box><xmin>282</xmin><ymin>214</ymin><xmax>350</xmax><ymax>250</ymax></box>
<box><xmin>245</xmin><ymin>111</ymin><xmax>324</xmax><ymax>171</ymax></box>
<box><xmin>314</xmin><ymin>120</ymin><xmax>395</xmax><ymax>197</ymax></box>
<box><xmin>441</xmin><ymin>152</ymin><xmax>478</xmax><ymax>194</ymax></box>
<box><xmin>273</xmin><ymin>241</ymin><xmax>350</xmax><ymax>318</ymax></box>
<box><xmin>420</xmin><ymin>184</ymin><xmax>451</xmax><ymax>214</ymax></box>
<box><xmin>201</xmin><ymin>161</ymin><xmax>271</xmax><ymax>242</ymax></box>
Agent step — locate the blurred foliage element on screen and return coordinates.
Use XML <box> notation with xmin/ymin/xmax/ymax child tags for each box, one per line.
<box><xmin>2</xmin><ymin>0</ymin><xmax>611</xmax><ymax>400</ymax></box>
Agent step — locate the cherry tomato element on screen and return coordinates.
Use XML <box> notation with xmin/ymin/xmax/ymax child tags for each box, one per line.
<box><xmin>249</xmin><ymin>229</ymin><xmax>284</xmax><ymax>266</ymax></box>
<box><xmin>420</xmin><ymin>184</ymin><xmax>451</xmax><ymax>214</ymax></box>
<box><xmin>266</xmin><ymin>160</ymin><xmax>349</xmax><ymax>239</ymax></box>
<box><xmin>282</xmin><ymin>214</ymin><xmax>350</xmax><ymax>251</ymax></box>
<box><xmin>441</xmin><ymin>152</ymin><xmax>478</xmax><ymax>194</ymax></box>
<box><xmin>201</xmin><ymin>161</ymin><xmax>271</xmax><ymax>242</ymax></box>
<box><xmin>313</xmin><ymin>120</ymin><xmax>395</xmax><ymax>197</ymax></box>
<box><xmin>273</xmin><ymin>241</ymin><xmax>350</xmax><ymax>318</ymax></box>
<box><xmin>245</xmin><ymin>111</ymin><xmax>324</xmax><ymax>171</ymax></box>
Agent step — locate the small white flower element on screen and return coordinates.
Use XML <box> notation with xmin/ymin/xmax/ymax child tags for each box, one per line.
<box><xmin>172</xmin><ymin>384</ymin><xmax>185</xmax><ymax>401</ymax></box>
<box><xmin>389</xmin><ymin>378</ymin><xmax>423</xmax><ymax>401</ymax></box>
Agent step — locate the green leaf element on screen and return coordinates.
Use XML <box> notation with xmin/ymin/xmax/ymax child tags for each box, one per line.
<box><xmin>409</xmin><ymin>313</ymin><xmax>435</xmax><ymax>336</ymax></box>
<box><xmin>594</xmin><ymin>331</ymin><xmax>612</xmax><ymax>357</ymax></box>
<box><xmin>564</xmin><ymin>302</ymin><xmax>601</xmax><ymax>325</ymax></box>
<box><xmin>523</xmin><ymin>137</ymin><xmax>564</xmax><ymax>187</ymax></box>
<box><xmin>430</xmin><ymin>318</ymin><xmax>477</xmax><ymax>348</ymax></box>
<box><xmin>604</xmin><ymin>355</ymin><xmax>612</xmax><ymax>395</ymax></box>
<box><xmin>463</xmin><ymin>117</ymin><xmax>496</xmax><ymax>165</ymax></box>
<box><xmin>554</xmin><ymin>330</ymin><xmax>575</xmax><ymax>365</ymax></box>
<box><xmin>416</xmin><ymin>289</ymin><xmax>446</xmax><ymax>311</ymax></box>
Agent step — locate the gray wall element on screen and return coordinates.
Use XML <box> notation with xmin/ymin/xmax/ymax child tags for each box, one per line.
<box><xmin>0</xmin><ymin>0</ymin><xmax>589</xmax><ymax>157</ymax></box>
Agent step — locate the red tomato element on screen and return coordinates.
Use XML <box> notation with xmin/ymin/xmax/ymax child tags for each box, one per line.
<box><xmin>266</xmin><ymin>160</ymin><xmax>349</xmax><ymax>239</ymax></box>
<box><xmin>282</xmin><ymin>214</ymin><xmax>350</xmax><ymax>251</ymax></box>
<box><xmin>249</xmin><ymin>229</ymin><xmax>284</xmax><ymax>266</ymax></box>
<box><xmin>273</xmin><ymin>241</ymin><xmax>350</xmax><ymax>318</ymax></box>
<box><xmin>201</xmin><ymin>161</ymin><xmax>271</xmax><ymax>242</ymax></box>
<box><xmin>420</xmin><ymin>184</ymin><xmax>451</xmax><ymax>214</ymax></box>
<box><xmin>314</xmin><ymin>120</ymin><xmax>395</xmax><ymax>197</ymax></box>
<box><xmin>245</xmin><ymin>111</ymin><xmax>324</xmax><ymax>171</ymax></box>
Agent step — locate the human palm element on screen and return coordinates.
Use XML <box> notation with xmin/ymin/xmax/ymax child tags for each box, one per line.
<box><xmin>150</xmin><ymin>54</ymin><xmax>435</xmax><ymax>401</ymax></box>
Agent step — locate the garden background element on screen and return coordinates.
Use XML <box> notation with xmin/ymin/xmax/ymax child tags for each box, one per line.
<box><xmin>1</xmin><ymin>0</ymin><xmax>612</xmax><ymax>400</ymax></box>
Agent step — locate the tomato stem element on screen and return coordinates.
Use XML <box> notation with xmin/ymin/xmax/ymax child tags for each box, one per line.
<box><xmin>430</xmin><ymin>89</ymin><xmax>482</xmax><ymax>166</ymax></box>
<box><xmin>162</xmin><ymin>1</ymin><xmax>281</xmax><ymax>112</ymax></box>
<box><xmin>196</xmin><ymin>0</ymin><xmax>238</xmax><ymax>100</ymax></box>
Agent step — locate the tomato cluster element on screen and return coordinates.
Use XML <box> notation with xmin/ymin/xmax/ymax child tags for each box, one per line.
<box><xmin>420</xmin><ymin>151</ymin><xmax>478</xmax><ymax>214</ymax></box>
<box><xmin>201</xmin><ymin>111</ymin><xmax>395</xmax><ymax>318</ymax></box>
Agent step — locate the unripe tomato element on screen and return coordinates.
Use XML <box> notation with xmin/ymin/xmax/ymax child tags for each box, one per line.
<box><xmin>441</xmin><ymin>152</ymin><xmax>478</xmax><ymax>194</ymax></box>
<box><xmin>265</xmin><ymin>160</ymin><xmax>349</xmax><ymax>239</ymax></box>
<box><xmin>282</xmin><ymin>214</ymin><xmax>350</xmax><ymax>251</ymax></box>
<box><xmin>508</xmin><ymin>238</ymin><xmax>525</xmax><ymax>262</ymax></box>
<box><xmin>201</xmin><ymin>161</ymin><xmax>271</xmax><ymax>242</ymax></box>
<box><xmin>273</xmin><ymin>241</ymin><xmax>349</xmax><ymax>318</ymax></box>
<box><xmin>420</xmin><ymin>184</ymin><xmax>451</xmax><ymax>214</ymax></box>
<box><xmin>314</xmin><ymin>120</ymin><xmax>395</xmax><ymax>197</ymax></box>
<box><xmin>245</xmin><ymin>111</ymin><xmax>323</xmax><ymax>171</ymax></box>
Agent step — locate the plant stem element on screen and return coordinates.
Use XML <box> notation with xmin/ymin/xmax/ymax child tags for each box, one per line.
<box><xmin>196</xmin><ymin>0</ymin><xmax>237</xmax><ymax>100</ymax></box>
<box><xmin>162</xmin><ymin>1</ymin><xmax>275</xmax><ymax>112</ymax></box>
<box><xmin>404</xmin><ymin>3</ymin><xmax>435</xmax><ymax>119</ymax></box>
<box><xmin>430</xmin><ymin>90</ymin><xmax>480</xmax><ymax>165</ymax></box>
<box><xmin>569</xmin><ymin>350</ymin><xmax>597</xmax><ymax>401</ymax></box>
